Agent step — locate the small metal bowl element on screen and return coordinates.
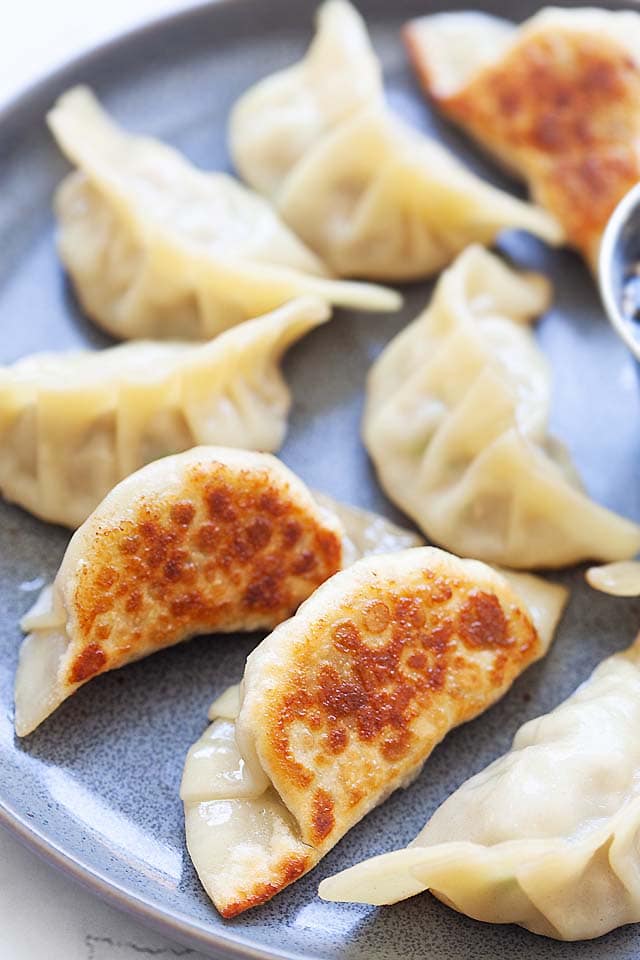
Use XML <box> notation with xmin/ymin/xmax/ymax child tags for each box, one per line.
<box><xmin>599</xmin><ymin>181</ymin><xmax>640</xmax><ymax>363</ymax></box>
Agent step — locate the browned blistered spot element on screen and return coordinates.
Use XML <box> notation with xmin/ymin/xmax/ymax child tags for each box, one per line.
<box><xmin>490</xmin><ymin>650</ymin><xmax>509</xmax><ymax>688</ymax></box>
<box><xmin>95</xmin><ymin>624</ymin><xmax>111</xmax><ymax>642</ymax></box>
<box><xmin>219</xmin><ymin>854</ymin><xmax>310</xmax><ymax>918</ymax></box>
<box><xmin>425</xmin><ymin>660</ymin><xmax>447</xmax><ymax>692</ymax></box>
<box><xmin>170</xmin><ymin>500</ymin><xmax>195</xmax><ymax>526</ymax></box>
<box><xmin>125</xmin><ymin>590</ymin><xmax>143</xmax><ymax>614</ymax></box>
<box><xmin>429</xmin><ymin>578</ymin><xmax>453</xmax><ymax>604</ymax></box>
<box><xmin>319</xmin><ymin>666</ymin><xmax>367</xmax><ymax>720</ymax></box>
<box><xmin>244</xmin><ymin>574</ymin><xmax>280</xmax><ymax>610</ymax></box>
<box><xmin>82</xmin><ymin>595</ymin><xmax>114</xmax><ymax>633</ymax></box>
<box><xmin>381</xmin><ymin>730</ymin><xmax>413</xmax><ymax>762</ymax></box>
<box><xmin>422</xmin><ymin>28</ymin><xmax>640</xmax><ymax>260</ymax></box>
<box><xmin>315</xmin><ymin>529</ymin><xmax>342</xmax><ymax>570</ymax></box>
<box><xmin>164</xmin><ymin>551</ymin><xmax>187</xmax><ymax>583</ymax></box>
<box><xmin>332</xmin><ymin>619</ymin><xmax>361</xmax><ymax>651</ymax></box>
<box><xmin>259</xmin><ymin>490</ymin><xmax>286</xmax><ymax>517</ymax></box>
<box><xmin>407</xmin><ymin>652</ymin><xmax>427</xmax><ymax>670</ymax></box>
<box><xmin>423</xmin><ymin>618</ymin><xmax>455</xmax><ymax>653</ymax></box>
<box><xmin>395</xmin><ymin>596</ymin><xmax>425</xmax><ymax>629</ymax></box>
<box><xmin>119</xmin><ymin>534</ymin><xmax>140</xmax><ymax>555</ymax></box>
<box><xmin>362</xmin><ymin>599</ymin><xmax>390</xmax><ymax>634</ymax></box>
<box><xmin>311</xmin><ymin>788</ymin><xmax>335</xmax><ymax>843</ymax></box>
<box><xmin>195</xmin><ymin>522</ymin><xmax>219</xmax><ymax>552</ymax></box>
<box><xmin>327</xmin><ymin>726</ymin><xmax>348</xmax><ymax>754</ymax></box>
<box><xmin>170</xmin><ymin>592</ymin><xmax>204</xmax><ymax>617</ymax></box>
<box><xmin>282</xmin><ymin>520</ymin><xmax>302</xmax><ymax>546</ymax></box>
<box><xmin>458</xmin><ymin>590</ymin><xmax>510</xmax><ymax>648</ymax></box>
<box><xmin>139</xmin><ymin>519</ymin><xmax>159</xmax><ymax>541</ymax></box>
<box><xmin>95</xmin><ymin>566</ymin><xmax>117</xmax><ymax>590</ymax></box>
<box><xmin>271</xmin><ymin>688</ymin><xmax>315</xmax><ymax>789</ymax></box>
<box><xmin>205</xmin><ymin>483</ymin><xmax>237</xmax><ymax>522</ymax></box>
<box><xmin>306</xmin><ymin>708</ymin><xmax>323</xmax><ymax>731</ymax></box>
<box><xmin>246</xmin><ymin>516</ymin><xmax>272</xmax><ymax>550</ymax></box>
<box><xmin>318</xmin><ymin>618</ymin><xmax>421</xmax><ymax>753</ymax></box>
<box><xmin>291</xmin><ymin>550</ymin><xmax>316</xmax><ymax>575</ymax></box>
<box><xmin>69</xmin><ymin>643</ymin><xmax>107</xmax><ymax>683</ymax></box>
<box><xmin>231</xmin><ymin>533</ymin><xmax>252</xmax><ymax>563</ymax></box>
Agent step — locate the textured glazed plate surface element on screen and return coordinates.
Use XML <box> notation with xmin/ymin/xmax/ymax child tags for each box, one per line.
<box><xmin>1</xmin><ymin>1</ymin><xmax>640</xmax><ymax>957</ymax></box>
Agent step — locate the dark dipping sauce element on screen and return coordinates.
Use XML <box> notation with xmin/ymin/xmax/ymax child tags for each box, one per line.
<box><xmin>621</xmin><ymin>263</ymin><xmax>640</xmax><ymax>323</ymax></box>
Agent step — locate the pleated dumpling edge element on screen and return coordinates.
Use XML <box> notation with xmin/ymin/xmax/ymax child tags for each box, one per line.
<box><xmin>0</xmin><ymin>296</ymin><xmax>329</xmax><ymax>528</ymax></box>
<box><xmin>48</xmin><ymin>85</ymin><xmax>400</xmax><ymax>340</ymax></box>
<box><xmin>362</xmin><ymin>244</ymin><xmax>640</xmax><ymax>568</ymax></box>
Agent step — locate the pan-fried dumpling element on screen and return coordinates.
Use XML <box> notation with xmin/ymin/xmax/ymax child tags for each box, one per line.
<box><xmin>48</xmin><ymin>86</ymin><xmax>399</xmax><ymax>340</ymax></box>
<box><xmin>404</xmin><ymin>7</ymin><xmax>640</xmax><ymax>267</ymax></box>
<box><xmin>363</xmin><ymin>245</ymin><xmax>640</xmax><ymax>568</ymax></box>
<box><xmin>181</xmin><ymin>547</ymin><xmax>568</xmax><ymax>916</ymax></box>
<box><xmin>15</xmin><ymin>446</ymin><xmax>423</xmax><ymax>737</ymax></box>
<box><xmin>229</xmin><ymin>1</ymin><xmax>561</xmax><ymax>282</ymax></box>
<box><xmin>0</xmin><ymin>297</ymin><xmax>327</xmax><ymax>528</ymax></box>
<box><xmin>321</xmin><ymin>634</ymin><xmax>640</xmax><ymax>941</ymax></box>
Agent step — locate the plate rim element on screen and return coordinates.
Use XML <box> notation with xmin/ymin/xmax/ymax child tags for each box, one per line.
<box><xmin>0</xmin><ymin>3</ymin><xmax>322</xmax><ymax>956</ymax></box>
<box><xmin>0</xmin><ymin>796</ymin><xmax>308</xmax><ymax>960</ymax></box>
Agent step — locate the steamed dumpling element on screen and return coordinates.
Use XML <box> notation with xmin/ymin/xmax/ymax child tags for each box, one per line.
<box><xmin>48</xmin><ymin>86</ymin><xmax>399</xmax><ymax>340</ymax></box>
<box><xmin>0</xmin><ymin>297</ymin><xmax>327</xmax><ymax>528</ymax></box>
<box><xmin>15</xmin><ymin>446</ymin><xmax>423</xmax><ymax>737</ymax></box>
<box><xmin>404</xmin><ymin>7</ymin><xmax>640</xmax><ymax>267</ymax></box>
<box><xmin>181</xmin><ymin>547</ymin><xmax>567</xmax><ymax>916</ymax></box>
<box><xmin>320</xmin><ymin>634</ymin><xmax>640</xmax><ymax>941</ymax></box>
<box><xmin>586</xmin><ymin>561</ymin><xmax>640</xmax><ymax>597</ymax></box>
<box><xmin>229</xmin><ymin>0</ymin><xmax>561</xmax><ymax>282</ymax></box>
<box><xmin>363</xmin><ymin>245</ymin><xmax>640</xmax><ymax>568</ymax></box>
<box><xmin>228</xmin><ymin>0</ymin><xmax>383</xmax><ymax>196</ymax></box>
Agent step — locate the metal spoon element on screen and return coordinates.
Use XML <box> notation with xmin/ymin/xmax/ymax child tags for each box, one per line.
<box><xmin>599</xmin><ymin>181</ymin><xmax>640</xmax><ymax>362</ymax></box>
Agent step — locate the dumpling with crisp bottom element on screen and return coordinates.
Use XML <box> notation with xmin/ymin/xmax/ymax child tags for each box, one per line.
<box><xmin>181</xmin><ymin>547</ymin><xmax>568</xmax><ymax>916</ymax></box>
<box><xmin>404</xmin><ymin>6</ymin><xmax>640</xmax><ymax>267</ymax></box>
<box><xmin>48</xmin><ymin>86</ymin><xmax>399</xmax><ymax>340</ymax></box>
<box><xmin>321</xmin><ymin>634</ymin><xmax>640</xmax><ymax>941</ymax></box>
<box><xmin>15</xmin><ymin>446</ymin><xmax>422</xmax><ymax>737</ymax></box>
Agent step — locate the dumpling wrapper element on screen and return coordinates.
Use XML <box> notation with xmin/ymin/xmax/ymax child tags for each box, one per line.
<box><xmin>404</xmin><ymin>6</ymin><xmax>640</xmax><ymax>267</ymax></box>
<box><xmin>321</xmin><ymin>634</ymin><xmax>640</xmax><ymax>941</ymax></box>
<box><xmin>229</xmin><ymin>0</ymin><xmax>561</xmax><ymax>283</ymax></box>
<box><xmin>15</xmin><ymin>447</ymin><xmax>422</xmax><ymax>737</ymax></box>
<box><xmin>48</xmin><ymin>86</ymin><xmax>399</xmax><ymax>340</ymax></box>
<box><xmin>586</xmin><ymin>561</ymin><xmax>640</xmax><ymax>597</ymax></box>
<box><xmin>363</xmin><ymin>244</ymin><xmax>640</xmax><ymax>568</ymax></box>
<box><xmin>0</xmin><ymin>297</ymin><xmax>329</xmax><ymax>528</ymax></box>
<box><xmin>181</xmin><ymin>547</ymin><xmax>568</xmax><ymax>916</ymax></box>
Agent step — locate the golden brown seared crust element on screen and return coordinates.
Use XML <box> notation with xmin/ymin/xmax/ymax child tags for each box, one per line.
<box><xmin>66</xmin><ymin>462</ymin><xmax>342</xmax><ymax>685</ymax></box>
<box><xmin>218</xmin><ymin>853</ymin><xmax>311</xmax><ymax>919</ymax></box>
<box><xmin>258</xmin><ymin>565</ymin><xmax>539</xmax><ymax>851</ymax></box>
<box><xmin>407</xmin><ymin>27</ymin><xmax>640</xmax><ymax>264</ymax></box>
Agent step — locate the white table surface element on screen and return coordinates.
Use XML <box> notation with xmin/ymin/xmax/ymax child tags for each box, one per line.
<box><xmin>1</xmin><ymin>4</ymin><xmax>216</xmax><ymax>957</ymax></box>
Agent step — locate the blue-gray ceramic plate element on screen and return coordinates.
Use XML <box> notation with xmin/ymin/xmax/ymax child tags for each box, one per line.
<box><xmin>1</xmin><ymin>1</ymin><xmax>640</xmax><ymax>958</ymax></box>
